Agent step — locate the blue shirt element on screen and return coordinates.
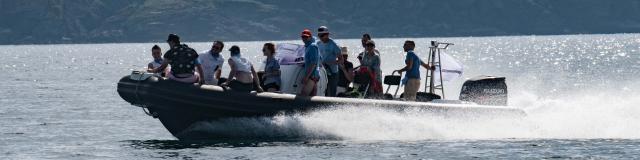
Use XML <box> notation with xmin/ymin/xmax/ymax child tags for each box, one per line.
<box><xmin>317</xmin><ymin>38</ymin><xmax>341</xmax><ymax>73</ymax></box>
<box><xmin>304</xmin><ymin>38</ymin><xmax>320</xmax><ymax>79</ymax></box>
<box><xmin>263</xmin><ymin>57</ymin><xmax>281</xmax><ymax>85</ymax></box>
<box><xmin>405</xmin><ymin>51</ymin><xmax>421</xmax><ymax>79</ymax></box>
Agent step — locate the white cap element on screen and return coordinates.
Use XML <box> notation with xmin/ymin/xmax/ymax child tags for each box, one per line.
<box><xmin>317</xmin><ymin>26</ymin><xmax>330</xmax><ymax>34</ymax></box>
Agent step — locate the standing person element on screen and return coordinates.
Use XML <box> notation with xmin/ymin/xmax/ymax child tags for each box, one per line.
<box><xmin>360</xmin><ymin>40</ymin><xmax>383</xmax><ymax>95</ymax></box>
<box><xmin>261</xmin><ymin>43</ymin><xmax>281</xmax><ymax>92</ymax></box>
<box><xmin>394</xmin><ymin>40</ymin><xmax>432</xmax><ymax>101</ymax></box>
<box><xmin>148</xmin><ymin>34</ymin><xmax>204</xmax><ymax>84</ymax></box>
<box><xmin>316</xmin><ymin>26</ymin><xmax>343</xmax><ymax>97</ymax></box>
<box><xmin>358</xmin><ymin>33</ymin><xmax>379</xmax><ymax>65</ymax></box>
<box><xmin>147</xmin><ymin>45</ymin><xmax>166</xmax><ymax>77</ymax></box>
<box><xmin>198</xmin><ymin>41</ymin><xmax>225</xmax><ymax>85</ymax></box>
<box><xmin>361</xmin><ymin>33</ymin><xmax>372</xmax><ymax>49</ymax></box>
<box><xmin>221</xmin><ymin>46</ymin><xmax>264</xmax><ymax>92</ymax></box>
<box><xmin>337</xmin><ymin>47</ymin><xmax>354</xmax><ymax>96</ymax></box>
<box><xmin>299</xmin><ymin>29</ymin><xmax>320</xmax><ymax>96</ymax></box>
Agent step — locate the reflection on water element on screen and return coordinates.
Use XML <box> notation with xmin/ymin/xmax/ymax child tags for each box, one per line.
<box><xmin>122</xmin><ymin>139</ymin><xmax>640</xmax><ymax>159</ymax></box>
<box><xmin>125</xmin><ymin>139</ymin><xmax>347</xmax><ymax>150</ymax></box>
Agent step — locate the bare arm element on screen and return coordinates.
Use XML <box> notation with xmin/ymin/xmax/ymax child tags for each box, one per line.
<box><xmin>251</xmin><ymin>66</ymin><xmax>264</xmax><ymax>92</ymax></box>
<box><xmin>336</xmin><ymin>52</ymin><xmax>345</xmax><ymax>65</ymax></box>
<box><xmin>304</xmin><ymin>64</ymin><xmax>316</xmax><ymax>83</ymax></box>
<box><xmin>224</xmin><ymin>59</ymin><xmax>236</xmax><ymax>85</ymax></box>
<box><xmin>215</xmin><ymin>68</ymin><xmax>222</xmax><ymax>79</ymax></box>
<box><xmin>147</xmin><ymin>63</ymin><xmax>154</xmax><ymax>70</ymax></box>
<box><xmin>196</xmin><ymin>64</ymin><xmax>204</xmax><ymax>85</ymax></box>
<box><xmin>397</xmin><ymin>59</ymin><xmax>413</xmax><ymax>73</ymax></box>
<box><xmin>340</xmin><ymin>65</ymin><xmax>354</xmax><ymax>82</ymax></box>
<box><xmin>420</xmin><ymin>61</ymin><xmax>433</xmax><ymax>70</ymax></box>
<box><xmin>148</xmin><ymin>60</ymin><xmax>169</xmax><ymax>73</ymax></box>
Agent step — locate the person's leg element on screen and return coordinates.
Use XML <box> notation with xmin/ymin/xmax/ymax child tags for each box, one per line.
<box><xmin>265</xmin><ymin>83</ymin><xmax>279</xmax><ymax>92</ymax></box>
<box><xmin>326</xmin><ymin>73</ymin><xmax>338</xmax><ymax>97</ymax></box>
<box><xmin>228</xmin><ymin>80</ymin><xmax>240</xmax><ymax>91</ymax></box>
<box><xmin>168</xmin><ymin>72</ymin><xmax>198</xmax><ymax>83</ymax></box>
<box><xmin>404</xmin><ymin>79</ymin><xmax>420</xmax><ymax>101</ymax></box>
<box><xmin>207</xmin><ymin>78</ymin><xmax>218</xmax><ymax>85</ymax></box>
<box><xmin>300</xmin><ymin>80</ymin><xmax>317</xmax><ymax>96</ymax></box>
<box><xmin>229</xmin><ymin>80</ymin><xmax>253</xmax><ymax>92</ymax></box>
<box><xmin>336</xmin><ymin>86</ymin><xmax>346</xmax><ymax>95</ymax></box>
<box><xmin>194</xmin><ymin>72</ymin><xmax>200</xmax><ymax>83</ymax></box>
<box><xmin>403</xmin><ymin>84</ymin><xmax>414</xmax><ymax>101</ymax></box>
<box><xmin>311</xmin><ymin>81</ymin><xmax>317</xmax><ymax>96</ymax></box>
<box><xmin>410</xmin><ymin>79</ymin><xmax>421</xmax><ymax>100</ymax></box>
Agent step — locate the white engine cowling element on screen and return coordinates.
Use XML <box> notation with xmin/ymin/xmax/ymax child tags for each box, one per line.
<box><xmin>279</xmin><ymin>64</ymin><xmax>328</xmax><ymax>96</ymax></box>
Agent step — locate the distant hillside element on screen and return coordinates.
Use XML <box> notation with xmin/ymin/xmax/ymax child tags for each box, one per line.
<box><xmin>2</xmin><ymin>0</ymin><xmax>640</xmax><ymax>44</ymax></box>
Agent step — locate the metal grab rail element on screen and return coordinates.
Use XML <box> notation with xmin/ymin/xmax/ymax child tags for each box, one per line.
<box><xmin>425</xmin><ymin>41</ymin><xmax>454</xmax><ymax>99</ymax></box>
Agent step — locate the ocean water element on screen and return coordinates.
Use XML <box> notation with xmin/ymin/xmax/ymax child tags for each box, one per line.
<box><xmin>2</xmin><ymin>34</ymin><xmax>640</xmax><ymax>159</ymax></box>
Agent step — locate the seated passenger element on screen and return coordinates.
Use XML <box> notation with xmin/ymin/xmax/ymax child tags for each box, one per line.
<box><xmin>261</xmin><ymin>43</ymin><xmax>281</xmax><ymax>92</ymax></box>
<box><xmin>147</xmin><ymin>45</ymin><xmax>166</xmax><ymax>77</ymax></box>
<box><xmin>148</xmin><ymin>34</ymin><xmax>204</xmax><ymax>84</ymax></box>
<box><xmin>198</xmin><ymin>41</ymin><xmax>225</xmax><ymax>85</ymax></box>
<box><xmin>337</xmin><ymin>47</ymin><xmax>354</xmax><ymax>96</ymax></box>
<box><xmin>221</xmin><ymin>45</ymin><xmax>264</xmax><ymax>92</ymax></box>
<box><xmin>299</xmin><ymin>29</ymin><xmax>320</xmax><ymax>96</ymax></box>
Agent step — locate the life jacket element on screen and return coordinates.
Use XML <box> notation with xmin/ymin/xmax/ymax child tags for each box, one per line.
<box><xmin>230</xmin><ymin>55</ymin><xmax>252</xmax><ymax>73</ymax></box>
<box><xmin>168</xmin><ymin>44</ymin><xmax>198</xmax><ymax>76</ymax></box>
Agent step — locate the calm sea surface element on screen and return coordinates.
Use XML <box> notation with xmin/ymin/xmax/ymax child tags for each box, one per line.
<box><xmin>2</xmin><ymin>34</ymin><xmax>640</xmax><ymax>159</ymax></box>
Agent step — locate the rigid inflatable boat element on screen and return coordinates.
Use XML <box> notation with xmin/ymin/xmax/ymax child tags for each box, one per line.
<box><xmin>116</xmin><ymin>41</ymin><xmax>526</xmax><ymax>139</ymax></box>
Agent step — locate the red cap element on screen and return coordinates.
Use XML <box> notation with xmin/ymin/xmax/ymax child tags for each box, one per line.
<box><xmin>301</xmin><ymin>29</ymin><xmax>312</xmax><ymax>37</ymax></box>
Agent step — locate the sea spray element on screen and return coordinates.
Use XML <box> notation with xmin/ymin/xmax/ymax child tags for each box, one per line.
<box><xmin>185</xmin><ymin>88</ymin><xmax>640</xmax><ymax>140</ymax></box>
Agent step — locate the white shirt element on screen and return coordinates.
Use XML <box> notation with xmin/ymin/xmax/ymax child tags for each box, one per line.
<box><xmin>198</xmin><ymin>50</ymin><xmax>225</xmax><ymax>85</ymax></box>
<box><xmin>230</xmin><ymin>55</ymin><xmax>252</xmax><ymax>73</ymax></box>
<box><xmin>148</xmin><ymin>60</ymin><xmax>163</xmax><ymax>77</ymax></box>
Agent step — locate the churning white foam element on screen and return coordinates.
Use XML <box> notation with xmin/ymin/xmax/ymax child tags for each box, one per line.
<box><xmin>187</xmin><ymin>87</ymin><xmax>640</xmax><ymax>140</ymax></box>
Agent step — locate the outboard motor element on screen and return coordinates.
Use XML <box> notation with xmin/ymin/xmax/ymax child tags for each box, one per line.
<box><xmin>459</xmin><ymin>76</ymin><xmax>508</xmax><ymax>106</ymax></box>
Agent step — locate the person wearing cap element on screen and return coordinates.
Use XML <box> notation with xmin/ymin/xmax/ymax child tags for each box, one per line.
<box><xmin>221</xmin><ymin>45</ymin><xmax>264</xmax><ymax>92</ymax></box>
<box><xmin>198</xmin><ymin>41</ymin><xmax>225</xmax><ymax>85</ymax></box>
<box><xmin>148</xmin><ymin>34</ymin><xmax>204</xmax><ymax>84</ymax></box>
<box><xmin>360</xmin><ymin>40</ymin><xmax>383</xmax><ymax>96</ymax></box>
<box><xmin>357</xmin><ymin>33</ymin><xmax>379</xmax><ymax>65</ymax></box>
<box><xmin>394</xmin><ymin>40</ymin><xmax>433</xmax><ymax>101</ymax></box>
<box><xmin>299</xmin><ymin>29</ymin><xmax>320</xmax><ymax>96</ymax></box>
<box><xmin>337</xmin><ymin>47</ymin><xmax>354</xmax><ymax>96</ymax></box>
<box><xmin>316</xmin><ymin>26</ymin><xmax>343</xmax><ymax>97</ymax></box>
